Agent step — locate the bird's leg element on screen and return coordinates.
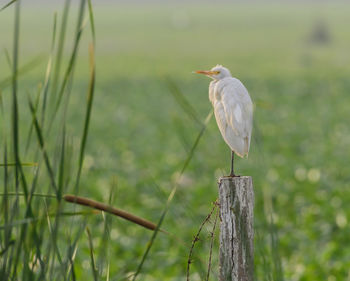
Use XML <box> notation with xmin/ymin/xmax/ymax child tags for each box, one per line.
<box><xmin>230</xmin><ymin>150</ymin><xmax>235</xmax><ymax>177</ymax></box>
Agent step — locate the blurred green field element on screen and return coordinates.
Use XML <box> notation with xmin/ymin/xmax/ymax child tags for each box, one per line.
<box><xmin>1</xmin><ymin>1</ymin><xmax>350</xmax><ymax>280</ymax></box>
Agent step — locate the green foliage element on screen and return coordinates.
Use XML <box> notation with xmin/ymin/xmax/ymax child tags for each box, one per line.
<box><xmin>1</xmin><ymin>1</ymin><xmax>350</xmax><ymax>280</ymax></box>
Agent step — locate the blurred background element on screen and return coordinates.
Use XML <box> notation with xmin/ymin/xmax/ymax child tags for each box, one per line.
<box><xmin>1</xmin><ymin>0</ymin><xmax>350</xmax><ymax>280</ymax></box>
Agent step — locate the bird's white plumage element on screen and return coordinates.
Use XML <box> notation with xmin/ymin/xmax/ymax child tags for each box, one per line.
<box><xmin>206</xmin><ymin>66</ymin><xmax>253</xmax><ymax>158</ymax></box>
<box><xmin>234</xmin><ymin>104</ymin><xmax>242</xmax><ymax>123</ymax></box>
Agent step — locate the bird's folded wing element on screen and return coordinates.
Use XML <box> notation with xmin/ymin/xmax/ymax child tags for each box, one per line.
<box><xmin>220</xmin><ymin>80</ymin><xmax>253</xmax><ymax>155</ymax></box>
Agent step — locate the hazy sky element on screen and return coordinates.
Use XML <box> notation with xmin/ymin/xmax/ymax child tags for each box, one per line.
<box><xmin>10</xmin><ymin>0</ymin><xmax>349</xmax><ymax>7</ymax></box>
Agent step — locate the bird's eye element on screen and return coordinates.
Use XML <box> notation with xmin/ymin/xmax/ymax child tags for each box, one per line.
<box><xmin>216</xmin><ymin>71</ymin><xmax>221</xmax><ymax>74</ymax></box>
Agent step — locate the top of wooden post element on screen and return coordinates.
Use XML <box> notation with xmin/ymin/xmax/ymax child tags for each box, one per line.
<box><xmin>218</xmin><ymin>175</ymin><xmax>252</xmax><ymax>184</ymax></box>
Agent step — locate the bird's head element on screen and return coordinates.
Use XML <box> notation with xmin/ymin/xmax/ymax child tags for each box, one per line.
<box><xmin>195</xmin><ymin>65</ymin><xmax>231</xmax><ymax>80</ymax></box>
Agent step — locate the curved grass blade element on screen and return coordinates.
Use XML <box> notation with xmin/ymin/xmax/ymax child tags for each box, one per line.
<box><xmin>1</xmin><ymin>141</ymin><xmax>11</xmax><ymax>277</ymax></box>
<box><xmin>86</xmin><ymin>227</ymin><xmax>99</xmax><ymax>281</ymax></box>
<box><xmin>0</xmin><ymin>0</ymin><xmax>17</xmax><ymax>12</ymax></box>
<box><xmin>8</xmin><ymin>10</ymin><xmax>34</xmax><ymax>277</ymax></box>
<box><xmin>97</xmin><ymin>182</ymin><xmax>115</xmax><ymax>278</ymax></box>
<box><xmin>74</xmin><ymin>0</ymin><xmax>96</xmax><ymax>189</ymax></box>
<box><xmin>269</xmin><ymin>213</ymin><xmax>284</xmax><ymax>281</ymax></box>
<box><xmin>40</xmin><ymin>12</ymin><xmax>57</xmax><ymax>128</ymax></box>
<box><xmin>74</xmin><ymin>42</ymin><xmax>95</xmax><ymax>191</ymax></box>
<box><xmin>50</xmin><ymin>0</ymin><xmax>71</xmax><ymax>100</ymax></box>
<box><xmin>25</xmin><ymin>85</ymin><xmax>42</xmax><ymax>153</ymax></box>
<box><xmin>65</xmin><ymin>219</ymin><xmax>87</xmax><ymax>280</ymax></box>
<box><xmin>0</xmin><ymin>240</ymin><xmax>15</xmax><ymax>256</ymax></box>
<box><xmin>11</xmin><ymin>0</ymin><xmax>20</xmax><ymax>193</ymax></box>
<box><xmin>87</xmin><ymin>0</ymin><xmax>95</xmax><ymax>45</ymax></box>
<box><xmin>28</xmin><ymin>97</ymin><xmax>58</xmax><ymax>195</ymax></box>
<box><xmin>49</xmin><ymin>0</ymin><xmax>86</xmax><ymax>130</ymax></box>
<box><xmin>164</xmin><ymin>76</ymin><xmax>203</xmax><ymax>127</ymax></box>
<box><xmin>0</xmin><ymin>217</ymin><xmax>35</xmax><ymax>231</ymax></box>
<box><xmin>46</xmin><ymin>126</ymin><xmax>67</xmax><ymax>276</ymax></box>
<box><xmin>11</xmin><ymin>160</ymin><xmax>40</xmax><ymax>277</ymax></box>
<box><xmin>45</xmin><ymin>201</ymin><xmax>63</xmax><ymax>273</ymax></box>
<box><xmin>132</xmin><ymin>110</ymin><xmax>213</xmax><ymax>280</ymax></box>
<box><xmin>57</xmin><ymin>125</ymin><xmax>66</xmax><ymax>199</ymax></box>
<box><xmin>4</xmin><ymin>29</ymin><xmax>36</xmax><ymax>268</ymax></box>
<box><xmin>0</xmin><ymin>55</ymin><xmax>44</xmax><ymax>91</ymax></box>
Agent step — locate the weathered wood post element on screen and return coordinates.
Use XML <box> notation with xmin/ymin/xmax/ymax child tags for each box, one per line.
<box><xmin>218</xmin><ymin>176</ymin><xmax>254</xmax><ymax>281</ymax></box>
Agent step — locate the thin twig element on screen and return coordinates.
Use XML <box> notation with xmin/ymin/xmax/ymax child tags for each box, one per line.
<box><xmin>186</xmin><ymin>200</ymin><xmax>218</xmax><ymax>281</ymax></box>
<box><xmin>206</xmin><ymin>205</ymin><xmax>219</xmax><ymax>281</ymax></box>
<box><xmin>63</xmin><ymin>194</ymin><xmax>165</xmax><ymax>233</ymax></box>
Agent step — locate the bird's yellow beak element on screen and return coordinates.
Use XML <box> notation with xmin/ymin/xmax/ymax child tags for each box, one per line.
<box><xmin>195</xmin><ymin>70</ymin><xmax>219</xmax><ymax>76</ymax></box>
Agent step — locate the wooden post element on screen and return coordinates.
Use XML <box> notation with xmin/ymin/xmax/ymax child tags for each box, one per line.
<box><xmin>218</xmin><ymin>176</ymin><xmax>254</xmax><ymax>281</ymax></box>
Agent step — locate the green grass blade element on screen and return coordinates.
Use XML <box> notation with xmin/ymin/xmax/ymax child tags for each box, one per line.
<box><xmin>57</xmin><ymin>126</ymin><xmax>66</xmax><ymax>200</ymax></box>
<box><xmin>0</xmin><ymin>0</ymin><xmax>17</xmax><ymax>12</ymax></box>
<box><xmin>25</xmin><ymin>85</ymin><xmax>43</xmax><ymax>154</ymax></box>
<box><xmin>11</xmin><ymin>161</ymin><xmax>39</xmax><ymax>278</ymax></box>
<box><xmin>65</xmin><ymin>220</ymin><xmax>87</xmax><ymax>280</ymax></box>
<box><xmin>40</xmin><ymin>12</ymin><xmax>57</xmax><ymax>128</ymax></box>
<box><xmin>1</xmin><ymin>142</ymin><xmax>11</xmax><ymax>279</ymax></box>
<box><xmin>28</xmin><ymin>97</ymin><xmax>58</xmax><ymax>195</ymax></box>
<box><xmin>45</xmin><ymin>204</ymin><xmax>63</xmax><ymax>276</ymax></box>
<box><xmin>2</xmin><ymin>145</ymin><xmax>9</xmax><ymax>223</ymax></box>
<box><xmin>0</xmin><ymin>217</ymin><xmax>36</xmax><ymax>231</ymax></box>
<box><xmin>74</xmin><ymin>42</ymin><xmax>95</xmax><ymax>191</ymax></box>
<box><xmin>164</xmin><ymin>76</ymin><xmax>203</xmax><ymax>127</ymax></box>
<box><xmin>0</xmin><ymin>90</ymin><xmax>4</xmax><ymax>114</ymax></box>
<box><xmin>50</xmin><ymin>0</ymin><xmax>71</xmax><ymax>100</ymax></box>
<box><xmin>0</xmin><ymin>192</ymin><xmax>55</xmax><ymax>198</ymax></box>
<box><xmin>0</xmin><ymin>212</ymin><xmax>95</xmax><ymax>231</ymax></box>
<box><xmin>87</xmin><ymin>0</ymin><xmax>95</xmax><ymax>45</ymax></box>
<box><xmin>49</xmin><ymin>0</ymin><xmax>86</xmax><ymax>130</ymax></box>
<box><xmin>8</xmin><ymin>7</ymin><xmax>34</xmax><ymax>276</ymax></box>
<box><xmin>46</xmin><ymin>126</ymin><xmax>67</xmax><ymax>277</ymax></box>
<box><xmin>0</xmin><ymin>240</ymin><xmax>15</xmax><ymax>257</ymax></box>
<box><xmin>269</xmin><ymin>213</ymin><xmax>284</xmax><ymax>281</ymax></box>
<box><xmin>132</xmin><ymin>110</ymin><xmax>213</xmax><ymax>280</ymax></box>
<box><xmin>0</xmin><ymin>162</ymin><xmax>38</xmax><ymax>167</ymax></box>
<box><xmin>4</xmin><ymin>47</ymin><xmax>12</xmax><ymax>68</ymax></box>
<box><xmin>11</xmin><ymin>0</ymin><xmax>20</xmax><ymax>194</ymax></box>
<box><xmin>0</xmin><ymin>55</ymin><xmax>44</xmax><ymax>91</ymax></box>
<box><xmin>97</xmin><ymin>180</ymin><xmax>115</xmax><ymax>275</ymax></box>
<box><xmin>86</xmin><ymin>227</ymin><xmax>99</xmax><ymax>281</ymax></box>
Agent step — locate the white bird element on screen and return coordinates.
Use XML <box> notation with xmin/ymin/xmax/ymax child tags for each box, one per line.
<box><xmin>195</xmin><ymin>65</ymin><xmax>253</xmax><ymax>177</ymax></box>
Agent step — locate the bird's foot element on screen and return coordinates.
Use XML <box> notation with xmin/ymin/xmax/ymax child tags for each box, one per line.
<box><xmin>227</xmin><ymin>173</ymin><xmax>240</xmax><ymax>178</ymax></box>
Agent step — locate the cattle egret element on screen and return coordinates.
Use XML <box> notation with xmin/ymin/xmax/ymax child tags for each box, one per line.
<box><xmin>195</xmin><ymin>65</ymin><xmax>253</xmax><ymax>177</ymax></box>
